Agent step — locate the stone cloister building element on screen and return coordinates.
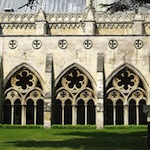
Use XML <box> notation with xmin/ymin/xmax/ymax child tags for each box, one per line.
<box><xmin>0</xmin><ymin>0</ymin><xmax>149</xmax><ymax>128</ymax></box>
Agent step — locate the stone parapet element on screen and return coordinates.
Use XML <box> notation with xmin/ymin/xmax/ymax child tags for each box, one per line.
<box><xmin>0</xmin><ymin>11</ymin><xmax>150</xmax><ymax>35</ymax></box>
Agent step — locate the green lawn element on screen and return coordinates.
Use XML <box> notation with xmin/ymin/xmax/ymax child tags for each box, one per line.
<box><xmin>0</xmin><ymin>128</ymin><xmax>147</xmax><ymax>150</ymax></box>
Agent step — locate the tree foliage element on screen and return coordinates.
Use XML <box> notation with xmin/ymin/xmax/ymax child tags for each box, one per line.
<box><xmin>18</xmin><ymin>0</ymin><xmax>39</xmax><ymax>10</ymax></box>
<box><xmin>99</xmin><ymin>0</ymin><xmax>150</xmax><ymax>13</ymax></box>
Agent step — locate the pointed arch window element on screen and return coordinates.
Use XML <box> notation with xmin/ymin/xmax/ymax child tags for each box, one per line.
<box><xmin>4</xmin><ymin>66</ymin><xmax>44</xmax><ymax>125</ymax></box>
<box><xmin>105</xmin><ymin>66</ymin><xmax>147</xmax><ymax>125</ymax></box>
<box><xmin>54</xmin><ymin>66</ymin><xmax>96</xmax><ymax>125</ymax></box>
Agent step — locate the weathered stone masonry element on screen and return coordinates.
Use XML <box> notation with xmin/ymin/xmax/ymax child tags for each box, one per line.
<box><xmin>0</xmin><ymin>0</ymin><xmax>150</xmax><ymax>128</ymax></box>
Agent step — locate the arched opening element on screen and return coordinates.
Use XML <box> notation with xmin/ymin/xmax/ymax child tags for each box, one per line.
<box><xmin>106</xmin><ymin>65</ymin><xmax>148</xmax><ymax>126</ymax></box>
<box><xmin>77</xmin><ymin>100</ymin><xmax>85</xmax><ymax>125</ymax></box>
<box><xmin>105</xmin><ymin>99</ymin><xmax>113</xmax><ymax>125</ymax></box>
<box><xmin>64</xmin><ymin>99</ymin><xmax>72</xmax><ymax>124</ymax></box>
<box><xmin>53</xmin><ymin>100</ymin><xmax>62</xmax><ymax>124</ymax></box>
<box><xmin>36</xmin><ymin>99</ymin><xmax>44</xmax><ymax>125</ymax></box>
<box><xmin>26</xmin><ymin>99</ymin><xmax>34</xmax><ymax>124</ymax></box>
<box><xmin>116</xmin><ymin>100</ymin><xmax>124</xmax><ymax>125</ymax></box>
<box><xmin>14</xmin><ymin>99</ymin><xmax>21</xmax><ymax>124</ymax></box>
<box><xmin>4</xmin><ymin>100</ymin><xmax>11</xmax><ymax>124</ymax></box>
<box><xmin>54</xmin><ymin>65</ymin><xmax>96</xmax><ymax>126</ymax></box>
<box><xmin>87</xmin><ymin>100</ymin><xmax>95</xmax><ymax>124</ymax></box>
<box><xmin>129</xmin><ymin>99</ymin><xmax>136</xmax><ymax>124</ymax></box>
<box><xmin>4</xmin><ymin>65</ymin><xmax>44</xmax><ymax>126</ymax></box>
<box><xmin>139</xmin><ymin>100</ymin><xmax>147</xmax><ymax>125</ymax></box>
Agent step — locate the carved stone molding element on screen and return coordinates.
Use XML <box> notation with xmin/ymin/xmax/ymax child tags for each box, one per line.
<box><xmin>9</xmin><ymin>40</ymin><xmax>18</xmax><ymax>49</ymax></box>
<box><xmin>58</xmin><ymin>39</ymin><xmax>68</xmax><ymax>49</ymax></box>
<box><xmin>32</xmin><ymin>40</ymin><xmax>42</xmax><ymax>49</ymax></box>
<box><xmin>83</xmin><ymin>40</ymin><xmax>93</xmax><ymax>49</ymax></box>
<box><xmin>108</xmin><ymin>40</ymin><xmax>118</xmax><ymax>49</ymax></box>
<box><xmin>134</xmin><ymin>39</ymin><xmax>144</xmax><ymax>49</ymax></box>
<box><xmin>1</xmin><ymin>24</ymin><xmax>36</xmax><ymax>29</ymax></box>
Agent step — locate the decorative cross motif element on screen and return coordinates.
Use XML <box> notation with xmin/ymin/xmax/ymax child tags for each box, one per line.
<box><xmin>32</xmin><ymin>40</ymin><xmax>42</xmax><ymax>49</ymax></box>
<box><xmin>108</xmin><ymin>40</ymin><xmax>118</xmax><ymax>49</ymax></box>
<box><xmin>134</xmin><ymin>91</ymin><xmax>141</xmax><ymax>98</ymax></box>
<box><xmin>83</xmin><ymin>91</ymin><xmax>89</xmax><ymax>98</ymax></box>
<box><xmin>111</xmin><ymin>91</ymin><xmax>117</xmax><ymax>98</ymax></box>
<box><xmin>10</xmin><ymin>91</ymin><xmax>15</xmax><ymax>98</ymax></box>
<box><xmin>33</xmin><ymin>91</ymin><xmax>38</xmax><ymax>98</ymax></box>
<box><xmin>9</xmin><ymin>40</ymin><xmax>18</xmax><ymax>49</ymax></box>
<box><xmin>84</xmin><ymin>40</ymin><xmax>93</xmax><ymax>49</ymax></box>
<box><xmin>134</xmin><ymin>39</ymin><xmax>143</xmax><ymax>49</ymax></box>
<box><xmin>58</xmin><ymin>39</ymin><xmax>68</xmax><ymax>49</ymax></box>
<box><xmin>60</xmin><ymin>91</ymin><xmax>67</xmax><ymax>98</ymax></box>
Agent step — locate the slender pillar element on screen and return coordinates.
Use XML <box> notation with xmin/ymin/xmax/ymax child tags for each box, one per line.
<box><xmin>124</xmin><ymin>105</ymin><xmax>128</xmax><ymax>125</ymax></box>
<box><xmin>34</xmin><ymin>104</ymin><xmax>37</xmax><ymax>125</ymax></box>
<box><xmin>21</xmin><ymin>105</ymin><xmax>26</xmax><ymax>125</ymax></box>
<box><xmin>72</xmin><ymin>105</ymin><xmax>77</xmax><ymax>125</ymax></box>
<box><xmin>113</xmin><ymin>105</ymin><xmax>116</xmax><ymax>125</ymax></box>
<box><xmin>62</xmin><ymin>104</ymin><xmax>64</xmax><ymax>125</ymax></box>
<box><xmin>11</xmin><ymin>105</ymin><xmax>14</xmax><ymax>125</ymax></box>
<box><xmin>136</xmin><ymin>105</ymin><xmax>139</xmax><ymax>125</ymax></box>
<box><xmin>85</xmin><ymin>104</ymin><xmax>87</xmax><ymax>125</ymax></box>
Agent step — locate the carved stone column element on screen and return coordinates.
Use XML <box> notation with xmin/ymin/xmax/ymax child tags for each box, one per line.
<box><xmin>124</xmin><ymin>104</ymin><xmax>129</xmax><ymax>125</ymax></box>
<box><xmin>11</xmin><ymin>105</ymin><xmax>14</xmax><ymax>125</ymax></box>
<box><xmin>136</xmin><ymin>105</ymin><xmax>139</xmax><ymax>125</ymax></box>
<box><xmin>62</xmin><ymin>104</ymin><xmax>65</xmax><ymax>125</ymax></box>
<box><xmin>72</xmin><ymin>105</ymin><xmax>77</xmax><ymax>125</ymax></box>
<box><xmin>113</xmin><ymin>105</ymin><xmax>116</xmax><ymax>125</ymax></box>
<box><xmin>21</xmin><ymin>105</ymin><xmax>26</xmax><ymax>125</ymax></box>
<box><xmin>34</xmin><ymin>104</ymin><xmax>37</xmax><ymax>125</ymax></box>
<box><xmin>85</xmin><ymin>104</ymin><xmax>87</xmax><ymax>125</ymax></box>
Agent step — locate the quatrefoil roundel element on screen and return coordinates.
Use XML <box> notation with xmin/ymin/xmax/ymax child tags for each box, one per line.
<box><xmin>9</xmin><ymin>40</ymin><xmax>18</xmax><ymax>49</ymax></box>
<box><xmin>108</xmin><ymin>40</ymin><xmax>118</xmax><ymax>49</ymax></box>
<box><xmin>32</xmin><ymin>40</ymin><xmax>42</xmax><ymax>49</ymax></box>
<box><xmin>58</xmin><ymin>39</ymin><xmax>68</xmax><ymax>49</ymax></box>
<box><xmin>83</xmin><ymin>40</ymin><xmax>93</xmax><ymax>49</ymax></box>
<box><xmin>134</xmin><ymin>39</ymin><xmax>143</xmax><ymax>49</ymax></box>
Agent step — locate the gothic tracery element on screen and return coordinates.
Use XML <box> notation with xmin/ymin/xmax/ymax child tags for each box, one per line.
<box><xmin>54</xmin><ymin>66</ymin><xmax>96</xmax><ymax>125</ymax></box>
<box><xmin>4</xmin><ymin>66</ymin><xmax>44</xmax><ymax>125</ymax></box>
<box><xmin>106</xmin><ymin>67</ymin><xmax>147</xmax><ymax>125</ymax></box>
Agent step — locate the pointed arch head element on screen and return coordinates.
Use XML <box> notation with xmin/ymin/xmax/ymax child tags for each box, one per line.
<box><xmin>106</xmin><ymin>63</ymin><xmax>148</xmax><ymax>91</ymax></box>
<box><xmin>55</xmin><ymin>63</ymin><xmax>96</xmax><ymax>90</ymax></box>
<box><xmin>54</xmin><ymin>63</ymin><xmax>96</xmax><ymax>104</ymax></box>
<box><xmin>4</xmin><ymin>63</ymin><xmax>45</xmax><ymax>89</ymax></box>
